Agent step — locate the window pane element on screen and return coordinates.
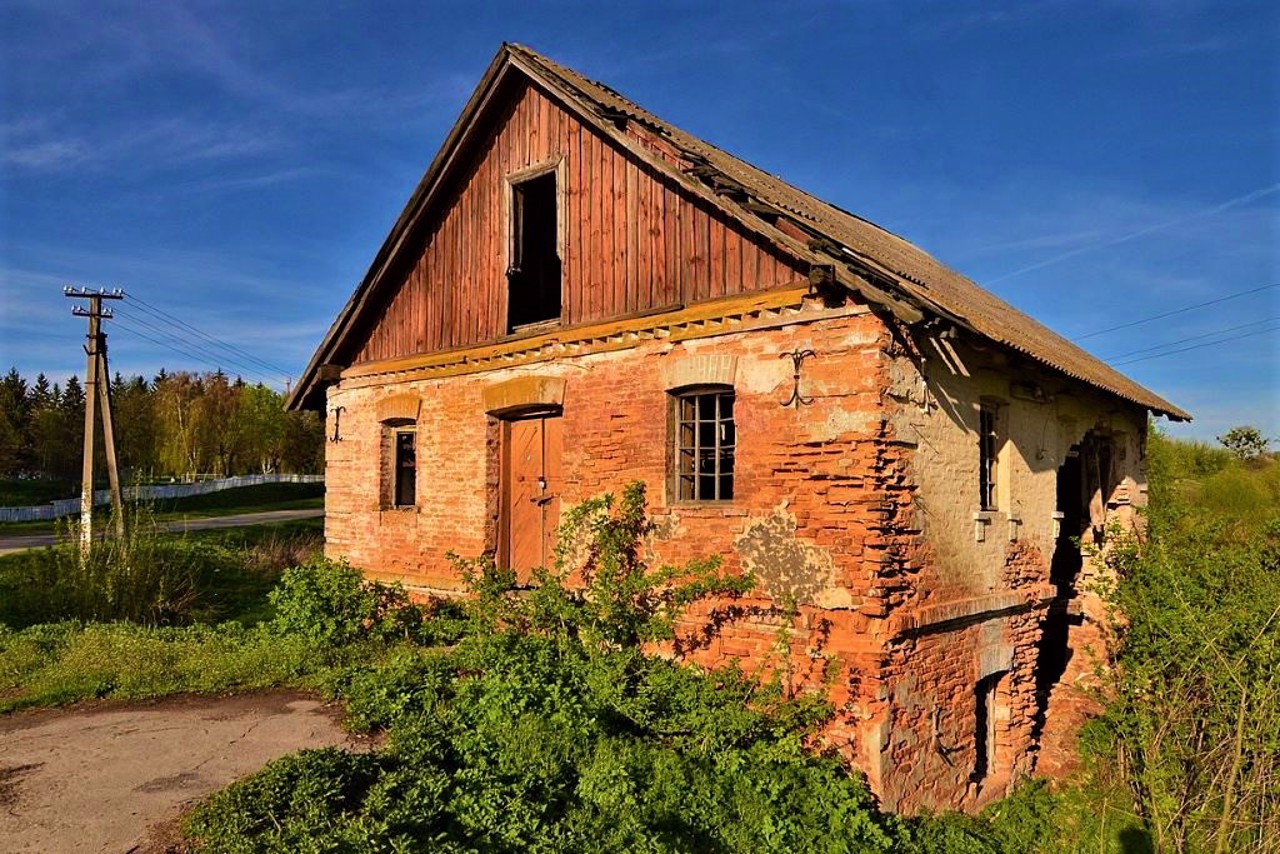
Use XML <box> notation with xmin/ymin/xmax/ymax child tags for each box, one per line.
<box><xmin>394</xmin><ymin>431</ymin><xmax>416</xmax><ymax>507</ymax></box>
<box><xmin>699</xmin><ymin>473</ymin><xmax>717</xmax><ymax>499</ymax></box>
<box><xmin>678</xmin><ymin>447</ymin><xmax>695</xmax><ymax>477</ymax></box>
<box><xmin>679</xmin><ymin>474</ymin><xmax>695</xmax><ymax>500</ymax></box>
<box><xmin>680</xmin><ymin>421</ymin><xmax>696</xmax><ymax>451</ymax></box>
<box><xmin>698</xmin><ymin>420</ymin><xmax>718</xmax><ymax>449</ymax></box>
<box><xmin>672</xmin><ymin>389</ymin><xmax>736</xmax><ymax>502</ymax></box>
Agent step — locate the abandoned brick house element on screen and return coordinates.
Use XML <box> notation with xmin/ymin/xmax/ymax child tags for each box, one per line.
<box><xmin>288</xmin><ymin>44</ymin><xmax>1188</xmax><ymax>813</ymax></box>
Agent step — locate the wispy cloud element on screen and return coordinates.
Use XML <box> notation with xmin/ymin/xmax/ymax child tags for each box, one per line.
<box><xmin>4</xmin><ymin>140</ymin><xmax>91</xmax><ymax>170</ymax></box>
<box><xmin>984</xmin><ymin>183</ymin><xmax>1280</xmax><ymax>285</ymax></box>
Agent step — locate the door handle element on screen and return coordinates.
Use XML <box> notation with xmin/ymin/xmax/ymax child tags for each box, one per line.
<box><xmin>531</xmin><ymin>495</ymin><xmax>555</xmax><ymax>507</ymax></box>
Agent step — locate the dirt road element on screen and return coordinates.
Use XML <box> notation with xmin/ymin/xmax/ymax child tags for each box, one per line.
<box><xmin>0</xmin><ymin>508</ymin><xmax>324</xmax><ymax>557</ymax></box>
<box><xmin>0</xmin><ymin>691</ymin><xmax>363</xmax><ymax>853</ymax></box>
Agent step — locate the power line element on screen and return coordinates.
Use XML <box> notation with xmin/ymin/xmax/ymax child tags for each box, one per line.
<box><xmin>125</xmin><ymin>294</ymin><xmax>290</xmax><ymax>378</ymax></box>
<box><xmin>110</xmin><ymin>315</ymin><xmax>281</xmax><ymax>387</ymax></box>
<box><xmin>112</xmin><ymin>306</ymin><xmax>279</xmax><ymax>384</ymax></box>
<box><xmin>124</xmin><ymin>291</ymin><xmax>293</xmax><ymax>377</ymax></box>
<box><xmin>1109</xmin><ymin>324</ymin><xmax>1280</xmax><ymax>367</ymax></box>
<box><xmin>1099</xmin><ymin>316</ymin><xmax>1280</xmax><ymax>361</ymax></box>
<box><xmin>1073</xmin><ymin>282</ymin><xmax>1279</xmax><ymax>342</ymax></box>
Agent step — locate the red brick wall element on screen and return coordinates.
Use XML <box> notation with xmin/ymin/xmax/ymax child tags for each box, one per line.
<box><xmin>322</xmin><ymin>299</ymin><xmax>1139</xmax><ymax>813</ymax></box>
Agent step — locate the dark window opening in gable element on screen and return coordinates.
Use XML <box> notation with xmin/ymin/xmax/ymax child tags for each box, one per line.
<box><xmin>508</xmin><ymin>171</ymin><xmax>561</xmax><ymax>332</ymax></box>
<box><xmin>978</xmin><ymin>404</ymin><xmax>999</xmax><ymax>511</ymax></box>
<box><xmin>394</xmin><ymin>430</ymin><xmax>416</xmax><ymax>508</ymax></box>
<box><xmin>673</xmin><ymin>388</ymin><xmax>735</xmax><ymax>502</ymax></box>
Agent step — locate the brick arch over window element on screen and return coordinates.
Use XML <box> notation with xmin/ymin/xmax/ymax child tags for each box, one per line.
<box><xmin>377</xmin><ymin>394</ymin><xmax>422</xmax><ymax>423</ymax></box>
<box><xmin>483</xmin><ymin>375</ymin><xmax>566</xmax><ymax>417</ymax></box>
<box><xmin>661</xmin><ymin>354</ymin><xmax>737</xmax><ymax>392</ymax></box>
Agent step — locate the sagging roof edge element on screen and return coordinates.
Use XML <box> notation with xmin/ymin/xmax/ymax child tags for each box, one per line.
<box><xmin>289</xmin><ymin>43</ymin><xmax>1189</xmax><ymax>423</ymax></box>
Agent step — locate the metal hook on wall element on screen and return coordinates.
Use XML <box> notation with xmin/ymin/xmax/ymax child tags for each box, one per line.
<box><xmin>778</xmin><ymin>349</ymin><xmax>816</xmax><ymax>407</ymax></box>
<box><xmin>329</xmin><ymin>406</ymin><xmax>345</xmax><ymax>442</ymax></box>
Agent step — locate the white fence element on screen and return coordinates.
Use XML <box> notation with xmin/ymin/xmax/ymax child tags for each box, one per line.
<box><xmin>0</xmin><ymin>474</ymin><xmax>325</xmax><ymax>523</ymax></box>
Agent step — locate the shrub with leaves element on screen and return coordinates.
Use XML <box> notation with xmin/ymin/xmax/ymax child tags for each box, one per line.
<box><xmin>268</xmin><ymin>556</ymin><xmax>433</xmax><ymax>647</ymax></box>
<box><xmin>1076</xmin><ymin>428</ymin><xmax>1280</xmax><ymax>853</ymax></box>
<box><xmin>187</xmin><ymin>484</ymin><xmax>932</xmax><ymax>852</ymax></box>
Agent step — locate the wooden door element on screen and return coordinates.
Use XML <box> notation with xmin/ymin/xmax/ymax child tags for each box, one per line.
<box><xmin>501</xmin><ymin>415</ymin><xmax>562</xmax><ymax>581</ymax></box>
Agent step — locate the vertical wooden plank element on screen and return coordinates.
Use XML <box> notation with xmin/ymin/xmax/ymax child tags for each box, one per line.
<box><xmin>609</xmin><ymin>144</ymin><xmax>623</xmax><ymax>316</ymax></box>
<box><xmin>596</xmin><ymin>134</ymin><xmax>610</xmax><ymax>317</ymax></box>
<box><xmin>652</xmin><ymin>173</ymin><xmax>667</xmax><ymax>309</ymax></box>
<box><xmin>624</xmin><ymin>155</ymin><xmax>638</xmax><ymax>313</ymax></box>
<box><xmin>498</xmin><ymin>111</ymin><xmax>512</xmax><ymax>334</ymax></box>
<box><xmin>568</xmin><ymin>115</ymin><xmax>582</xmax><ymax>325</ymax></box>
<box><xmin>670</xmin><ymin>184</ymin><xmax>680</xmax><ymax>307</ymax></box>
<box><xmin>601</xmin><ymin>143</ymin><xmax>616</xmax><ymax>317</ymax></box>
<box><xmin>680</xmin><ymin>192</ymin><xmax>695</xmax><ymax>305</ymax></box>
<box><xmin>460</xmin><ymin>173</ymin><xmax>473</xmax><ymax>347</ymax></box>
<box><xmin>611</xmin><ymin>148</ymin><xmax>626</xmax><ymax>315</ymax></box>
<box><xmin>480</xmin><ymin>139</ymin><xmax>493</xmax><ymax>340</ymax></box>
<box><xmin>411</xmin><ymin>262</ymin><xmax>422</xmax><ymax>352</ymax></box>
<box><xmin>586</xmin><ymin>128</ymin><xmax>600</xmax><ymax>322</ymax></box>
<box><xmin>695</xmin><ymin>205</ymin><xmax>711</xmax><ymax>302</ymax></box>
<box><xmin>516</xmin><ymin>86</ymin><xmax>530</xmax><ymax>170</ymax></box>
<box><xmin>742</xmin><ymin>232</ymin><xmax>759</xmax><ymax>293</ymax></box>
<box><xmin>446</xmin><ymin>201</ymin><xmax>458</xmax><ymax>348</ymax></box>
<box><xmin>709</xmin><ymin>218</ymin><xmax>725</xmax><ymax>299</ymax></box>
<box><xmin>632</xmin><ymin>160</ymin><xmax>645</xmax><ymax>311</ymax></box>
<box><xmin>725</xmin><ymin>226</ymin><xmax>743</xmax><ymax>297</ymax></box>
<box><xmin>595</xmin><ymin>129</ymin><xmax>607</xmax><ymax>320</ymax></box>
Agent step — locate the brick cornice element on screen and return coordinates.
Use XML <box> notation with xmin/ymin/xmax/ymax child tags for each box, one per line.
<box><xmin>338</xmin><ymin>286</ymin><xmax>871</xmax><ymax>390</ymax></box>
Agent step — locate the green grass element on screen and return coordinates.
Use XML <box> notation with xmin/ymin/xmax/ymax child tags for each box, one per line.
<box><xmin>0</xmin><ymin>517</ymin><xmax>323</xmax><ymax>630</ymax></box>
<box><xmin>0</xmin><ymin>621</ymin><xmax>343</xmax><ymax>713</ymax></box>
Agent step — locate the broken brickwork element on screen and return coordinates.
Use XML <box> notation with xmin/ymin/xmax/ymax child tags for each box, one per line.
<box><xmin>322</xmin><ymin>293</ymin><xmax>1148</xmax><ymax>814</ymax></box>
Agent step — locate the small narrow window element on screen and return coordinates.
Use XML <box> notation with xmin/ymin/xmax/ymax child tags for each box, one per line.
<box><xmin>508</xmin><ymin>171</ymin><xmax>561</xmax><ymax>332</ymax></box>
<box><xmin>394</xmin><ymin>430</ymin><xmax>416</xmax><ymax>508</ymax></box>
<box><xmin>978</xmin><ymin>404</ymin><xmax>999</xmax><ymax>511</ymax></box>
<box><xmin>972</xmin><ymin>672</ymin><xmax>1002</xmax><ymax>783</ymax></box>
<box><xmin>673</xmin><ymin>388</ymin><xmax>735</xmax><ymax>502</ymax></box>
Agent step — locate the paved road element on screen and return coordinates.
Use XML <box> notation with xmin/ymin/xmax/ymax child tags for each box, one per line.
<box><xmin>0</xmin><ymin>508</ymin><xmax>324</xmax><ymax>557</ymax></box>
<box><xmin>0</xmin><ymin>691</ymin><xmax>365</xmax><ymax>853</ymax></box>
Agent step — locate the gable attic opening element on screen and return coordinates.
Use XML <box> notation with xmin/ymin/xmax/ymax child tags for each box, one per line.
<box><xmin>507</xmin><ymin>167</ymin><xmax>562</xmax><ymax>332</ymax></box>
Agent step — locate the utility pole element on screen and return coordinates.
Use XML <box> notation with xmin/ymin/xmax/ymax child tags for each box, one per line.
<box><xmin>65</xmin><ymin>287</ymin><xmax>125</xmax><ymax>553</ymax></box>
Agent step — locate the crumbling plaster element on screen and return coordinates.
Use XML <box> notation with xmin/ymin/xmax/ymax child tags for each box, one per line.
<box><xmin>885</xmin><ymin>330</ymin><xmax>1148</xmax><ymax>605</ymax></box>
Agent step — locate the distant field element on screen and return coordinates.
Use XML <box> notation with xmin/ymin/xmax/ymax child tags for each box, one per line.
<box><xmin>0</xmin><ymin>480</ymin><xmax>77</xmax><ymax>507</ymax></box>
<box><xmin>149</xmin><ymin>482</ymin><xmax>325</xmax><ymax>515</ymax></box>
<box><xmin>0</xmin><ymin>482</ymin><xmax>325</xmax><ymax>535</ymax></box>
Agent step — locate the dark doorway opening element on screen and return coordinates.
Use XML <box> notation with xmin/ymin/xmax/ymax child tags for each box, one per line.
<box><xmin>507</xmin><ymin>171</ymin><xmax>561</xmax><ymax>332</ymax></box>
<box><xmin>1031</xmin><ymin>442</ymin><xmax>1088</xmax><ymax>745</ymax></box>
<box><xmin>972</xmin><ymin>672</ymin><xmax>1003</xmax><ymax>784</ymax></box>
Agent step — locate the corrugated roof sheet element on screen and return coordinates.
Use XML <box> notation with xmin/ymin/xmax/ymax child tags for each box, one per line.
<box><xmin>509</xmin><ymin>44</ymin><xmax>1188</xmax><ymax>420</ymax></box>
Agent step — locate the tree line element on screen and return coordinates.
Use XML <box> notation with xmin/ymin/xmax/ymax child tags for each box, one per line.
<box><xmin>0</xmin><ymin>368</ymin><xmax>323</xmax><ymax>484</ymax></box>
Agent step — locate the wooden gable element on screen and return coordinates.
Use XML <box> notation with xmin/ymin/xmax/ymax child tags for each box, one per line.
<box><xmin>347</xmin><ymin>77</ymin><xmax>806</xmax><ymax>366</ymax></box>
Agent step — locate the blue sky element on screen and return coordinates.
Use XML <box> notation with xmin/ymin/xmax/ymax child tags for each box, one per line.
<box><xmin>1</xmin><ymin>0</ymin><xmax>1276</xmax><ymax>441</ymax></box>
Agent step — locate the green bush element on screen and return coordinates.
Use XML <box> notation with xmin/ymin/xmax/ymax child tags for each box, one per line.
<box><xmin>187</xmin><ymin>484</ymin><xmax>912</xmax><ymax>852</ymax></box>
<box><xmin>190</xmin><ymin>632</ymin><xmax>904</xmax><ymax>853</ymax></box>
<box><xmin>268</xmin><ymin>556</ymin><xmax>430</xmax><ymax>646</ymax></box>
